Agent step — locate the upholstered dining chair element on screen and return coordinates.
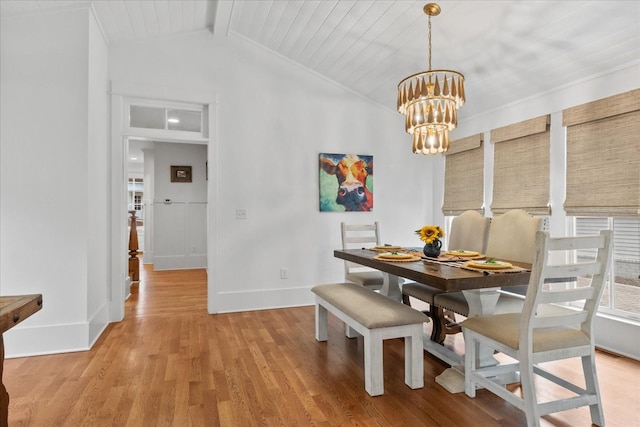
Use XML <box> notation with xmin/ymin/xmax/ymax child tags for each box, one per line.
<box><xmin>340</xmin><ymin>222</ymin><xmax>384</xmax><ymax>291</ymax></box>
<box><xmin>462</xmin><ymin>230</ymin><xmax>613</xmax><ymax>427</ymax></box>
<box><xmin>402</xmin><ymin>210</ymin><xmax>490</xmax><ymax>342</ymax></box>
<box><xmin>433</xmin><ymin>209</ymin><xmax>542</xmax><ymax>316</ymax></box>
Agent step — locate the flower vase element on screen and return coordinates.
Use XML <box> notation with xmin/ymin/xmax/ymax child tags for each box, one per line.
<box><xmin>423</xmin><ymin>239</ymin><xmax>442</xmax><ymax>258</ymax></box>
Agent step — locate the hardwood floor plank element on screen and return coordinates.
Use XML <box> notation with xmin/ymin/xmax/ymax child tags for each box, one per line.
<box><xmin>3</xmin><ymin>261</ymin><xmax>640</xmax><ymax>426</ymax></box>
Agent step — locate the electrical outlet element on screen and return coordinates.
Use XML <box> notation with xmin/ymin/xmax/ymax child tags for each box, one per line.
<box><xmin>280</xmin><ymin>268</ymin><xmax>289</xmax><ymax>279</ymax></box>
<box><xmin>236</xmin><ymin>209</ymin><xmax>247</xmax><ymax>220</ymax></box>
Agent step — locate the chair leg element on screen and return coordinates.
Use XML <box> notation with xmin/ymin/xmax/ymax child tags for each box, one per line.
<box><xmin>582</xmin><ymin>353</ymin><xmax>605</xmax><ymax>426</ymax></box>
<box><xmin>519</xmin><ymin>355</ymin><xmax>540</xmax><ymax>427</ymax></box>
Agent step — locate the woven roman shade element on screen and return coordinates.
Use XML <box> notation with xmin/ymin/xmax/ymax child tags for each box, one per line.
<box><xmin>563</xmin><ymin>89</ymin><xmax>640</xmax><ymax>216</ymax></box>
<box><xmin>442</xmin><ymin>134</ymin><xmax>484</xmax><ymax>216</ymax></box>
<box><xmin>490</xmin><ymin>115</ymin><xmax>551</xmax><ymax>215</ymax></box>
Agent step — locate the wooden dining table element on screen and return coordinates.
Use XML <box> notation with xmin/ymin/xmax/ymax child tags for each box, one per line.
<box><xmin>1</xmin><ymin>294</ymin><xmax>43</xmax><ymax>427</ymax></box>
<box><xmin>334</xmin><ymin>248</ymin><xmax>531</xmax><ymax>393</ymax></box>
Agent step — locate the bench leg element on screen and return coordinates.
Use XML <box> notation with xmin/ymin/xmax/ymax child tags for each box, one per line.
<box><xmin>315</xmin><ymin>303</ymin><xmax>328</xmax><ymax>342</ymax></box>
<box><xmin>364</xmin><ymin>329</ymin><xmax>384</xmax><ymax>396</ymax></box>
<box><xmin>345</xmin><ymin>324</ymin><xmax>359</xmax><ymax>338</ymax></box>
<box><xmin>405</xmin><ymin>327</ymin><xmax>424</xmax><ymax>389</ymax></box>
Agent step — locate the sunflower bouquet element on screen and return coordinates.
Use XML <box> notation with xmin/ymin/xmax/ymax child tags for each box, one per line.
<box><xmin>415</xmin><ymin>225</ymin><xmax>445</xmax><ymax>244</ymax></box>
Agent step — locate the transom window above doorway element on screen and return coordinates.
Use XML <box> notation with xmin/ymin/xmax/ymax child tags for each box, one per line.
<box><xmin>130</xmin><ymin>105</ymin><xmax>202</xmax><ymax>133</ymax></box>
<box><xmin>125</xmin><ymin>99</ymin><xmax>208</xmax><ymax>142</ymax></box>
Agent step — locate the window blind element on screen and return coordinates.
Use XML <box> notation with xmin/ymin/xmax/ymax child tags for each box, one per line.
<box><xmin>563</xmin><ymin>89</ymin><xmax>640</xmax><ymax>216</ymax></box>
<box><xmin>442</xmin><ymin>134</ymin><xmax>484</xmax><ymax>216</ymax></box>
<box><xmin>490</xmin><ymin>115</ymin><xmax>551</xmax><ymax>215</ymax></box>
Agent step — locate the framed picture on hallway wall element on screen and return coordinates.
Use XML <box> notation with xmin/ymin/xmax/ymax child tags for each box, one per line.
<box><xmin>171</xmin><ymin>165</ymin><xmax>192</xmax><ymax>183</ymax></box>
<box><xmin>319</xmin><ymin>153</ymin><xmax>374</xmax><ymax>212</ymax></box>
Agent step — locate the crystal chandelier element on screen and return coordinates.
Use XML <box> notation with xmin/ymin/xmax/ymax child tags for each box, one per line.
<box><xmin>397</xmin><ymin>3</ymin><xmax>465</xmax><ymax>155</ymax></box>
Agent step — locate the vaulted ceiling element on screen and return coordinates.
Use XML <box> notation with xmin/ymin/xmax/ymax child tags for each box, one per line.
<box><xmin>2</xmin><ymin>0</ymin><xmax>639</xmax><ymax>122</ymax></box>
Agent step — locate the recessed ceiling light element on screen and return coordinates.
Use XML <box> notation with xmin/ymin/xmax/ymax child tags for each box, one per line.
<box><xmin>168</xmin><ymin>118</ymin><xmax>180</xmax><ymax>123</ymax></box>
<box><xmin>130</xmin><ymin>157</ymin><xmax>137</xmax><ymax>160</ymax></box>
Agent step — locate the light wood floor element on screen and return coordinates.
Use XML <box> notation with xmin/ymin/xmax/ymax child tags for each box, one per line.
<box><xmin>4</xmin><ymin>263</ymin><xmax>640</xmax><ymax>426</ymax></box>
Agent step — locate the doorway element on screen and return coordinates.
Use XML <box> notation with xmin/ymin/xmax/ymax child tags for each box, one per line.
<box><xmin>110</xmin><ymin>84</ymin><xmax>218</xmax><ymax>321</ymax></box>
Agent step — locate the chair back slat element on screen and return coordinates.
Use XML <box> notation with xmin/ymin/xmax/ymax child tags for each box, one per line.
<box><xmin>344</xmin><ymin>236</ymin><xmax>379</xmax><ymax>244</ymax></box>
<box><xmin>547</xmin><ymin>234</ymin><xmax>606</xmax><ymax>251</ymax></box>
<box><xmin>532</xmin><ymin>311</ymin><xmax>588</xmax><ymax>329</ymax></box>
<box><xmin>537</xmin><ymin>287</ymin><xmax>595</xmax><ymax>305</ymax></box>
<box><xmin>543</xmin><ymin>262</ymin><xmax>602</xmax><ymax>279</ymax></box>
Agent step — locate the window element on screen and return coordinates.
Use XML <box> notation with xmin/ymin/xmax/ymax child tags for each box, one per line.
<box><xmin>575</xmin><ymin>217</ymin><xmax>640</xmax><ymax>321</ymax></box>
<box><xmin>491</xmin><ymin>115</ymin><xmax>551</xmax><ymax>215</ymax></box>
<box><xmin>442</xmin><ymin>134</ymin><xmax>484</xmax><ymax>216</ymax></box>
<box><xmin>124</xmin><ymin>99</ymin><xmax>207</xmax><ymax>141</ymax></box>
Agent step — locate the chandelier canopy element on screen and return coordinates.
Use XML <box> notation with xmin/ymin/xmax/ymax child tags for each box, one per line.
<box><xmin>397</xmin><ymin>3</ymin><xmax>465</xmax><ymax>155</ymax></box>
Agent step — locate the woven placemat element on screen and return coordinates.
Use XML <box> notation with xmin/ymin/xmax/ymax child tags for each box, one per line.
<box><xmin>461</xmin><ymin>262</ymin><xmax>529</xmax><ymax>274</ymax></box>
<box><xmin>373</xmin><ymin>254</ymin><xmax>421</xmax><ymax>262</ymax></box>
<box><xmin>369</xmin><ymin>245</ymin><xmax>405</xmax><ymax>252</ymax></box>
<box><xmin>426</xmin><ymin>253</ymin><xmax>486</xmax><ymax>262</ymax></box>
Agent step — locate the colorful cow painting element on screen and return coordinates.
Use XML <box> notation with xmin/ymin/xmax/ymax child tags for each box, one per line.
<box><xmin>319</xmin><ymin>153</ymin><xmax>374</xmax><ymax>212</ymax></box>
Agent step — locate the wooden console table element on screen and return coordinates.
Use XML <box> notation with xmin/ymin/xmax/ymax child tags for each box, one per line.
<box><xmin>0</xmin><ymin>294</ymin><xmax>43</xmax><ymax>427</ymax></box>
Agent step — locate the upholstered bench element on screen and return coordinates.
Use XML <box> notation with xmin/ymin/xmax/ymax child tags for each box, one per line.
<box><xmin>311</xmin><ymin>282</ymin><xmax>428</xmax><ymax>396</ymax></box>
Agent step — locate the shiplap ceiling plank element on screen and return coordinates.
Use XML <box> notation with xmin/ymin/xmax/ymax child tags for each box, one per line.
<box><xmin>297</xmin><ymin>0</ymin><xmax>357</xmax><ymax>65</ymax></box>
<box><xmin>154</xmin><ymin>1</ymin><xmax>172</xmax><ymax>36</ymax></box>
<box><xmin>285</xmin><ymin>0</ymin><xmax>339</xmax><ymax>60</ymax></box>
<box><xmin>231</xmin><ymin>0</ymin><xmax>254</xmax><ymax>36</ymax></box>
<box><xmin>124</xmin><ymin>1</ymin><xmax>148</xmax><ymax>40</ymax></box>
<box><xmin>246</xmin><ymin>0</ymin><xmax>273</xmax><ymax>41</ymax></box>
<box><xmin>91</xmin><ymin>2</ymin><xmax>119</xmax><ymax>41</ymax></box>
<box><xmin>138</xmin><ymin>1</ymin><xmax>161</xmax><ymax>38</ymax></box>
<box><xmin>258</xmin><ymin>0</ymin><xmax>289</xmax><ymax>47</ymax></box>
<box><xmin>265</xmin><ymin>1</ymin><xmax>306</xmax><ymax>51</ymax></box>
<box><xmin>107</xmin><ymin>1</ymin><xmax>136</xmax><ymax>42</ymax></box>
<box><xmin>311</xmin><ymin>1</ymin><xmax>392</xmax><ymax>74</ymax></box>
<box><xmin>1</xmin><ymin>0</ymin><xmax>638</xmax><ymax>120</ymax></box>
<box><xmin>276</xmin><ymin>1</ymin><xmax>322</xmax><ymax>55</ymax></box>
<box><xmin>327</xmin><ymin>2</ymin><xmax>420</xmax><ymax>81</ymax></box>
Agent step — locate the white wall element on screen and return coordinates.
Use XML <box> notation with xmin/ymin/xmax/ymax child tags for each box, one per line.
<box><xmin>87</xmin><ymin>7</ymin><xmax>110</xmax><ymax>345</ymax></box>
<box><xmin>152</xmin><ymin>142</ymin><xmax>207</xmax><ymax>270</ymax></box>
<box><xmin>1</xmin><ymin>7</ymin><xmax>110</xmax><ymax>356</ymax></box>
<box><xmin>109</xmin><ymin>32</ymin><xmax>432</xmax><ymax>313</ymax></box>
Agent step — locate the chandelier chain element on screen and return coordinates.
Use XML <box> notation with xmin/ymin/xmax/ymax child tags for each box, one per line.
<box><xmin>428</xmin><ymin>15</ymin><xmax>432</xmax><ymax>71</ymax></box>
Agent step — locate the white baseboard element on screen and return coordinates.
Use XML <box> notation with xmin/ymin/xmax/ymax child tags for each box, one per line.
<box><xmin>595</xmin><ymin>313</ymin><xmax>640</xmax><ymax>361</ymax></box>
<box><xmin>88</xmin><ymin>302</ymin><xmax>110</xmax><ymax>348</ymax></box>
<box><xmin>3</xmin><ymin>322</ymin><xmax>91</xmax><ymax>358</ymax></box>
<box><xmin>212</xmin><ymin>287</ymin><xmax>315</xmax><ymax>314</ymax></box>
<box><xmin>153</xmin><ymin>254</ymin><xmax>206</xmax><ymax>270</ymax></box>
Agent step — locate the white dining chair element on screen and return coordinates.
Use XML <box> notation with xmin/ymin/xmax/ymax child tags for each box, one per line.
<box><xmin>340</xmin><ymin>222</ymin><xmax>384</xmax><ymax>291</ymax></box>
<box><xmin>402</xmin><ymin>210</ymin><xmax>490</xmax><ymax>342</ymax></box>
<box><xmin>462</xmin><ymin>230</ymin><xmax>613</xmax><ymax>427</ymax></box>
<box><xmin>432</xmin><ymin>209</ymin><xmax>542</xmax><ymax>330</ymax></box>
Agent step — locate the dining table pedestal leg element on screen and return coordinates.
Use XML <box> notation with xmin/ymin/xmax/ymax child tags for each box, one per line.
<box><xmin>434</xmin><ymin>288</ymin><xmax>504</xmax><ymax>393</ymax></box>
<box><xmin>380</xmin><ymin>273</ymin><xmax>402</xmax><ymax>302</ymax></box>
